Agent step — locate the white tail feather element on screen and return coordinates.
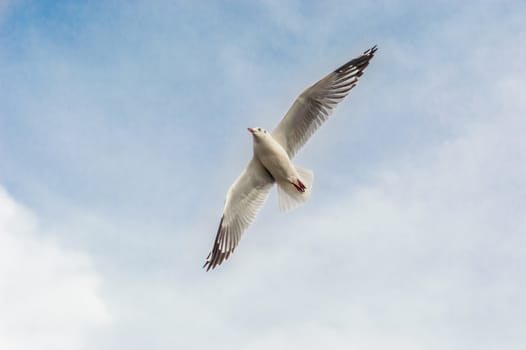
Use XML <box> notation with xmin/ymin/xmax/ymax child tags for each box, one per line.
<box><xmin>277</xmin><ymin>166</ymin><xmax>314</xmax><ymax>212</ymax></box>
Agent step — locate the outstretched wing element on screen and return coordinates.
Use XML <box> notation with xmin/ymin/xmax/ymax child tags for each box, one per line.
<box><xmin>272</xmin><ymin>46</ymin><xmax>377</xmax><ymax>158</ymax></box>
<box><xmin>203</xmin><ymin>157</ymin><xmax>274</xmax><ymax>271</ymax></box>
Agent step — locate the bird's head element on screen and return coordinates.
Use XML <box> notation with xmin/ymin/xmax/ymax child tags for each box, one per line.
<box><xmin>247</xmin><ymin>127</ymin><xmax>269</xmax><ymax>140</ymax></box>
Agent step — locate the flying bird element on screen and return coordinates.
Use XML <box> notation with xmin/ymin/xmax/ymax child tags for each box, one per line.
<box><xmin>204</xmin><ymin>46</ymin><xmax>377</xmax><ymax>270</ymax></box>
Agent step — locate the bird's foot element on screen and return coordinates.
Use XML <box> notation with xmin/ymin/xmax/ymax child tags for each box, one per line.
<box><xmin>291</xmin><ymin>179</ymin><xmax>306</xmax><ymax>193</ymax></box>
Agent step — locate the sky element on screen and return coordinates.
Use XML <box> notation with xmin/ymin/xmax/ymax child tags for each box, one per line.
<box><xmin>1</xmin><ymin>0</ymin><xmax>525</xmax><ymax>349</ymax></box>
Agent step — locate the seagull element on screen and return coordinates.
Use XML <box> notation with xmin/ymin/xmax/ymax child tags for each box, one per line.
<box><xmin>204</xmin><ymin>46</ymin><xmax>377</xmax><ymax>271</ymax></box>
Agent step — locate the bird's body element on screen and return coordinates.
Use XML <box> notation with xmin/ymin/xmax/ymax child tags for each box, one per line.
<box><xmin>251</xmin><ymin>128</ymin><xmax>300</xmax><ymax>188</ymax></box>
<box><xmin>204</xmin><ymin>46</ymin><xmax>378</xmax><ymax>270</ymax></box>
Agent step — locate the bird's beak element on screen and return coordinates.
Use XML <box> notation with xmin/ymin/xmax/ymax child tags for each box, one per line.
<box><xmin>247</xmin><ymin>128</ymin><xmax>255</xmax><ymax>134</ymax></box>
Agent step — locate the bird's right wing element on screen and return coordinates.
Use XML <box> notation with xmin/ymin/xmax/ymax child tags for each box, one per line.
<box><xmin>272</xmin><ymin>46</ymin><xmax>377</xmax><ymax>158</ymax></box>
<box><xmin>203</xmin><ymin>157</ymin><xmax>275</xmax><ymax>271</ymax></box>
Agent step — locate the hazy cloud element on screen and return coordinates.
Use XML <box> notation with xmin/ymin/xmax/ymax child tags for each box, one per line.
<box><xmin>1</xmin><ymin>1</ymin><xmax>525</xmax><ymax>349</ymax></box>
<box><xmin>0</xmin><ymin>187</ymin><xmax>110</xmax><ymax>350</ymax></box>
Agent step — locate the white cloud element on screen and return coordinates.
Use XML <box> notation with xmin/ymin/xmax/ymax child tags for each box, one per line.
<box><xmin>2</xmin><ymin>1</ymin><xmax>526</xmax><ymax>349</ymax></box>
<box><xmin>160</xmin><ymin>11</ymin><xmax>526</xmax><ymax>348</ymax></box>
<box><xmin>200</xmin><ymin>90</ymin><xmax>525</xmax><ymax>350</ymax></box>
<box><xmin>93</xmin><ymin>95</ymin><xmax>524</xmax><ymax>350</ymax></box>
<box><xmin>220</xmin><ymin>43</ymin><xmax>526</xmax><ymax>350</ymax></box>
<box><xmin>0</xmin><ymin>186</ymin><xmax>110</xmax><ymax>350</ymax></box>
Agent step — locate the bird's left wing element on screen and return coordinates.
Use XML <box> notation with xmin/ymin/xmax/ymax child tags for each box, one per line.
<box><xmin>272</xmin><ymin>46</ymin><xmax>377</xmax><ymax>158</ymax></box>
<box><xmin>203</xmin><ymin>157</ymin><xmax>275</xmax><ymax>271</ymax></box>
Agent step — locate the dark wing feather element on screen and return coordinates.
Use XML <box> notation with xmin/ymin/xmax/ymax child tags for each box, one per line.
<box><xmin>203</xmin><ymin>157</ymin><xmax>274</xmax><ymax>271</ymax></box>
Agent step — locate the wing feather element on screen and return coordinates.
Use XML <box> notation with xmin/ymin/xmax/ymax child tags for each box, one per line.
<box><xmin>203</xmin><ymin>157</ymin><xmax>274</xmax><ymax>271</ymax></box>
<box><xmin>271</xmin><ymin>46</ymin><xmax>377</xmax><ymax>158</ymax></box>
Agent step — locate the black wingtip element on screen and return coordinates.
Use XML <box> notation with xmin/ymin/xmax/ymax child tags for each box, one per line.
<box><xmin>203</xmin><ymin>261</ymin><xmax>213</xmax><ymax>271</ymax></box>
<box><xmin>203</xmin><ymin>216</ymin><xmax>226</xmax><ymax>272</ymax></box>
<box><xmin>202</xmin><ymin>252</ymin><xmax>213</xmax><ymax>271</ymax></box>
<box><xmin>334</xmin><ymin>45</ymin><xmax>378</xmax><ymax>74</ymax></box>
<box><xmin>362</xmin><ymin>45</ymin><xmax>378</xmax><ymax>58</ymax></box>
<box><xmin>203</xmin><ymin>253</ymin><xmax>218</xmax><ymax>272</ymax></box>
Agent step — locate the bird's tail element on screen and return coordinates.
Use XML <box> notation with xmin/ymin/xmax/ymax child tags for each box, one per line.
<box><xmin>277</xmin><ymin>166</ymin><xmax>314</xmax><ymax>212</ymax></box>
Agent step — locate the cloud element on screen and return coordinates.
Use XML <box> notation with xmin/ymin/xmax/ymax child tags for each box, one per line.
<box><xmin>156</xmin><ymin>6</ymin><xmax>526</xmax><ymax>349</ymax></box>
<box><xmin>193</xmin><ymin>81</ymin><xmax>525</xmax><ymax>350</ymax></box>
<box><xmin>88</xmin><ymin>75</ymin><xmax>524</xmax><ymax>350</ymax></box>
<box><xmin>1</xmin><ymin>1</ymin><xmax>526</xmax><ymax>349</ymax></box>
<box><xmin>0</xmin><ymin>186</ymin><xmax>110</xmax><ymax>350</ymax></box>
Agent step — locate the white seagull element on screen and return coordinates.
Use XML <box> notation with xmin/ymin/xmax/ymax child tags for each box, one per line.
<box><xmin>204</xmin><ymin>46</ymin><xmax>377</xmax><ymax>270</ymax></box>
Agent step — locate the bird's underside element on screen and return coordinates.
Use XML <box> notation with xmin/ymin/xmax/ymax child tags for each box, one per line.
<box><xmin>203</xmin><ymin>46</ymin><xmax>378</xmax><ymax>271</ymax></box>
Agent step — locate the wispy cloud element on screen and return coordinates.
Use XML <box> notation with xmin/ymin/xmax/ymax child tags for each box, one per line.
<box><xmin>1</xmin><ymin>1</ymin><xmax>525</xmax><ymax>349</ymax></box>
<box><xmin>0</xmin><ymin>186</ymin><xmax>110</xmax><ymax>350</ymax></box>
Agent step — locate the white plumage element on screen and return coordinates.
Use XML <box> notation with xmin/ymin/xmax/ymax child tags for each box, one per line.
<box><xmin>204</xmin><ymin>46</ymin><xmax>377</xmax><ymax>270</ymax></box>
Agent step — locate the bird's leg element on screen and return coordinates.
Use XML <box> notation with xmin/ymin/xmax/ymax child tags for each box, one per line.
<box><xmin>291</xmin><ymin>179</ymin><xmax>306</xmax><ymax>193</ymax></box>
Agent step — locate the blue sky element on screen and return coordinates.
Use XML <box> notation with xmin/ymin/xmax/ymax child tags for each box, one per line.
<box><xmin>1</xmin><ymin>1</ymin><xmax>525</xmax><ymax>349</ymax></box>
